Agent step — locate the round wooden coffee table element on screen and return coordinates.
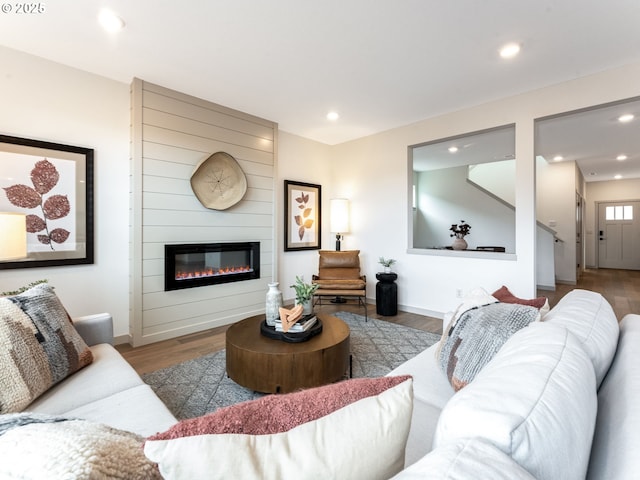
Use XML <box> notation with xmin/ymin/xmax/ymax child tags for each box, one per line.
<box><xmin>226</xmin><ymin>314</ymin><xmax>350</xmax><ymax>393</ymax></box>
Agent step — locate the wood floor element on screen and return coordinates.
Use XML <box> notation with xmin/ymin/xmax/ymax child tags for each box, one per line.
<box><xmin>117</xmin><ymin>268</ymin><xmax>640</xmax><ymax>375</ymax></box>
<box><xmin>541</xmin><ymin>268</ymin><xmax>640</xmax><ymax>319</ymax></box>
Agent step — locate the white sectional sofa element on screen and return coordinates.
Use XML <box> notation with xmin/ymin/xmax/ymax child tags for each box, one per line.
<box><xmin>8</xmin><ymin>288</ymin><xmax>637</xmax><ymax>479</ymax></box>
<box><xmin>390</xmin><ymin>288</ymin><xmax>636</xmax><ymax>479</ymax></box>
<box><xmin>26</xmin><ymin>313</ymin><xmax>177</xmax><ymax>437</ymax></box>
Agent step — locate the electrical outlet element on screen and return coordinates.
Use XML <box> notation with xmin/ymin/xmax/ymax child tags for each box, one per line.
<box><xmin>456</xmin><ymin>289</ymin><xmax>463</xmax><ymax>298</ymax></box>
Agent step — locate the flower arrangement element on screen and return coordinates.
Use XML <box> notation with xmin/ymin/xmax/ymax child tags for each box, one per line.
<box><xmin>378</xmin><ymin>257</ymin><xmax>397</xmax><ymax>268</ymax></box>
<box><xmin>449</xmin><ymin>221</ymin><xmax>471</xmax><ymax>239</ymax></box>
<box><xmin>290</xmin><ymin>276</ymin><xmax>319</xmax><ymax>304</ymax></box>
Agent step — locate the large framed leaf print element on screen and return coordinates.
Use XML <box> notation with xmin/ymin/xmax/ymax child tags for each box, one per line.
<box><xmin>284</xmin><ymin>180</ymin><xmax>321</xmax><ymax>251</ymax></box>
<box><xmin>0</xmin><ymin>135</ymin><xmax>94</xmax><ymax>269</ymax></box>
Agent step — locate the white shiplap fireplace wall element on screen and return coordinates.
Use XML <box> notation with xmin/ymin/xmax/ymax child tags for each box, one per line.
<box><xmin>130</xmin><ymin>79</ymin><xmax>277</xmax><ymax>346</ymax></box>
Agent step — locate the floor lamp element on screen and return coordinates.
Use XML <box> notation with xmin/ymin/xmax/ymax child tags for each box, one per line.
<box><xmin>330</xmin><ymin>198</ymin><xmax>349</xmax><ymax>251</ymax></box>
<box><xmin>330</xmin><ymin>198</ymin><xmax>349</xmax><ymax>303</ymax></box>
<box><xmin>0</xmin><ymin>212</ymin><xmax>27</xmax><ymax>261</ymax></box>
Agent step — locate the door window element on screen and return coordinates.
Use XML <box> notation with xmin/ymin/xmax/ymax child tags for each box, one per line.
<box><xmin>605</xmin><ymin>205</ymin><xmax>633</xmax><ymax>221</ymax></box>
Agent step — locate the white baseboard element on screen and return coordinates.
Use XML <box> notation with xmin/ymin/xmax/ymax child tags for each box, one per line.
<box><xmin>397</xmin><ymin>303</ymin><xmax>444</xmax><ymax>319</ymax></box>
<box><xmin>113</xmin><ymin>334</ymin><xmax>131</xmax><ymax>346</ymax></box>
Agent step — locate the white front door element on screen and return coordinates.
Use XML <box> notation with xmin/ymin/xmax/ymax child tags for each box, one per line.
<box><xmin>598</xmin><ymin>201</ymin><xmax>640</xmax><ymax>270</ymax></box>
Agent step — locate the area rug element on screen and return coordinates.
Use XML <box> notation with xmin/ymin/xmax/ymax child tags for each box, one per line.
<box><xmin>142</xmin><ymin>311</ymin><xmax>441</xmax><ymax>420</ymax></box>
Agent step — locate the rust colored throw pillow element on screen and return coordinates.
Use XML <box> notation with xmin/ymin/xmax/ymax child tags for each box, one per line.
<box><xmin>492</xmin><ymin>285</ymin><xmax>549</xmax><ymax>311</ymax></box>
<box><xmin>145</xmin><ymin>376</ymin><xmax>414</xmax><ymax>480</ymax></box>
<box><xmin>0</xmin><ymin>283</ymin><xmax>93</xmax><ymax>413</ymax></box>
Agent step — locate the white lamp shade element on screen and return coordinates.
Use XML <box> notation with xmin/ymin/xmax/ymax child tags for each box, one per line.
<box><xmin>330</xmin><ymin>198</ymin><xmax>350</xmax><ymax>233</ymax></box>
<box><xmin>0</xmin><ymin>212</ymin><xmax>27</xmax><ymax>261</ymax></box>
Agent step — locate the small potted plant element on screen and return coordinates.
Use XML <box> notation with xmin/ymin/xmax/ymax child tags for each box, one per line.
<box><xmin>449</xmin><ymin>220</ymin><xmax>471</xmax><ymax>250</ymax></box>
<box><xmin>378</xmin><ymin>257</ymin><xmax>397</xmax><ymax>273</ymax></box>
<box><xmin>290</xmin><ymin>276</ymin><xmax>319</xmax><ymax>315</ymax></box>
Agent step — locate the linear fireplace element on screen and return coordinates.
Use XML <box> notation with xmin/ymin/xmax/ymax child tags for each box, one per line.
<box><xmin>164</xmin><ymin>242</ymin><xmax>260</xmax><ymax>291</ymax></box>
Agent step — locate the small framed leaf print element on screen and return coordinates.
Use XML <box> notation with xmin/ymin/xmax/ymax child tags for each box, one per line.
<box><xmin>0</xmin><ymin>134</ymin><xmax>94</xmax><ymax>269</ymax></box>
<box><xmin>284</xmin><ymin>180</ymin><xmax>321</xmax><ymax>251</ymax></box>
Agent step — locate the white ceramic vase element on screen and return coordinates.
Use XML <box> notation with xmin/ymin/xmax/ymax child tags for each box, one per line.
<box><xmin>265</xmin><ymin>282</ymin><xmax>283</xmax><ymax>326</ymax></box>
<box><xmin>452</xmin><ymin>237</ymin><xmax>468</xmax><ymax>250</ymax></box>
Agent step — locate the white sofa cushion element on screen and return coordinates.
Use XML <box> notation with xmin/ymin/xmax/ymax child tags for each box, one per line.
<box><xmin>65</xmin><ymin>384</ymin><xmax>178</xmax><ymax>437</ymax></box>
<box><xmin>28</xmin><ymin>343</ymin><xmax>178</xmax><ymax>437</ymax></box>
<box><xmin>588</xmin><ymin>314</ymin><xmax>640</xmax><ymax>480</ymax></box>
<box><xmin>434</xmin><ymin>322</ymin><xmax>597</xmax><ymax>480</ymax></box>
<box><xmin>543</xmin><ymin>288</ymin><xmax>618</xmax><ymax>388</ymax></box>
<box><xmin>391</xmin><ymin>438</ymin><xmax>536</xmax><ymax>479</ymax></box>
<box><xmin>28</xmin><ymin>343</ymin><xmax>144</xmax><ymax>413</ymax></box>
<box><xmin>388</xmin><ymin>344</ymin><xmax>454</xmax><ymax>409</ymax></box>
<box><xmin>388</xmin><ymin>344</ymin><xmax>454</xmax><ymax>466</ymax></box>
<box><xmin>402</xmin><ymin>397</ymin><xmax>444</xmax><ymax>467</ymax></box>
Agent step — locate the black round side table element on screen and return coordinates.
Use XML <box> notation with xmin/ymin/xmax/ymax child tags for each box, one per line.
<box><xmin>375</xmin><ymin>272</ymin><xmax>398</xmax><ymax>316</ymax></box>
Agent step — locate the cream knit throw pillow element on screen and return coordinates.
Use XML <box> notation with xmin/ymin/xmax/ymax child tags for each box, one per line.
<box><xmin>0</xmin><ymin>413</ymin><xmax>161</xmax><ymax>479</ymax></box>
<box><xmin>438</xmin><ymin>302</ymin><xmax>540</xmax><ymax>390</ymax></box>
<box><xmin>0</xmin><ymin>283</ymin><xmax>93</xmax><ymax>413</ymax></box>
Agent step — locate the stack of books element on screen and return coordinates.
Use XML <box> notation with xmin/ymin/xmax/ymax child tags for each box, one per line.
<box><xmin>274</xmin><ymin>314</ymin><xmax>317</xmax><ymax>333</ymax></box>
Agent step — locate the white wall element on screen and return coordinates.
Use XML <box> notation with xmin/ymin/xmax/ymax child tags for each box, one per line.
<box><xmin>585</xmin><ymin>178</ymin><xmax>640</xmax><ymax>267</ymax></box>
<box><xmin>536</xmin><ymin>225</ymin><xmax>556</xmax><ymax>290</ymax></box>
<box><xmin>0</xmin><ymin>47</ymin><xmax>131</xmax><ymax>338</ymax></box>
<box><xmin>414</xmin><ymin>166</ymin><xmax>515</xmax><ymax>251</ymax></box>
<box><xmin>468</xmin><ymin>160</ymin><xmax>516</xmax><ymax>207</ymax></box>
<box><xmin>276</xmin><ymin>132</ymin><xmax>333</xmax><ymax>303</ymax></box>
<box><xmin>129</xmin><ymin>80</ymin><xmax>277</xmax><ymax>346</ymax></box>
<box><xmin>329</xmin><ymin>62</ymin><xmax>640</xmax><ymax>317</ymax></box>
<box><xmin>536</xmin><ymin>157</ymin><xmax>578</xmax><ymax>283</ymax></box>
<box><xmin>2</xmin><ymin>46</ymin><xmax>640</xmax><ymax>339</ymax></box>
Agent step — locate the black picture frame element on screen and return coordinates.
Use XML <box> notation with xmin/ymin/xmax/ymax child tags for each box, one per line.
<box><xmin>284</xmin><ymin>180</ymin><xmax>321</xmax><ymax>251</ymax></box>
<box><xmin>0</xmin><ymin>134</ymin><xmax>94</xmax><ymax>269</ymax></box>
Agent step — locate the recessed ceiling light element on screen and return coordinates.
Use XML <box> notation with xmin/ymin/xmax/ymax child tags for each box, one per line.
<box><xmin>499</xmin><ymin>42</ymin><xmax>521</xmax><ymax>59</ymax></box>
<box><xmin>618</xmin><ymin>113</ymin><xmax>634</xmax><ymax>123</ymax></box>
<box><xmin>614</xmin><ymin>174</ymin><xmax>623</xmax><ymax>180</ymax></box>
<box><xmin>617</xmin><ymin>154</ymin><xmax>628</xmax><ymax>161</ymax></box>
<box><xmin>553</xmin><ymin>155</ymin><xmax>563</xmax><ymax>162</ymax></box>
<box><xmin>98</xmin><ymin>9</ymin><xmax>125</xmax><ymax>33</ymax></box>
<box><xmin>326</xmin><ymin>111</ymin><xmax>339</xmax><ymax>121</ymax></box>
<box><xmin>448</xmin><ymin>146</ymin><xmax>458</xmax><ymax>153</ymax></box>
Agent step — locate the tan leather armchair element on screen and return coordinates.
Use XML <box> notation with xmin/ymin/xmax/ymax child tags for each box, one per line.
<box><xmin>312</xmin><ymin>250</ymin><xmax>367</xmax><ymax>320</ymax></box>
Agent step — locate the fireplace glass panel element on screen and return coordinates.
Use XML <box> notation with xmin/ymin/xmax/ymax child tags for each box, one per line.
<box><xmin>165</xmin><ymin>242</ymin><xmax>260</xmax><ymax>291</ymax></box>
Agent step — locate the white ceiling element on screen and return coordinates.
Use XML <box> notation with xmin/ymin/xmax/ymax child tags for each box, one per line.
<box><xmin>413</xmin><ymin>98</ymin><xmax>640</xmax><ymax>182</ymax></box>
<box><xmin>1</xmin><ymin>0</ymin><xmax>639</xmax><ymax>178</ymax></box>
<box><xmin>535</xmin><ymin>98</ymin><xmax>640</xmax><ymax>182</ymax></box>
<box><xmin>412</xmin><ymin>125</ymin><xmax>516</xmax><ymax>172</ymax></box>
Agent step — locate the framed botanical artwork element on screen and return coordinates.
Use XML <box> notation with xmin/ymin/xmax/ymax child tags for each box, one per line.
<box><xmin>284</xmin><ymin>180</ymin><xmax>321</xmax><ymax>251</ymax></box>
<box><xmin>0</xmin><ymin>134</ymin><xmax>94</xmax><ymax>269</ymax></box>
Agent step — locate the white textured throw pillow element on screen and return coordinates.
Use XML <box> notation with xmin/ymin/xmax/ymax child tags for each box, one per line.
<box><xmin>144</xmin><ymin>377</ymin><xmax>413</xmax><ymax>480</ymax></box>
<box><xmin>0</xmin><ymin>413</ymin><xmax>161</xmax><ymax>479</ymax></box>
<box><xmin>434</xmin><ymin>322</ymin><xmax>597</xmax><ymax>480</ymax></box>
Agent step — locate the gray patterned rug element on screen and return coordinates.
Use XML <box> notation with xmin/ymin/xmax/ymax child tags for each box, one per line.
<box><xmin>142</xmin><ymin>311</ymin><xmax>441</xmax><ymax>420</ymax></box>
